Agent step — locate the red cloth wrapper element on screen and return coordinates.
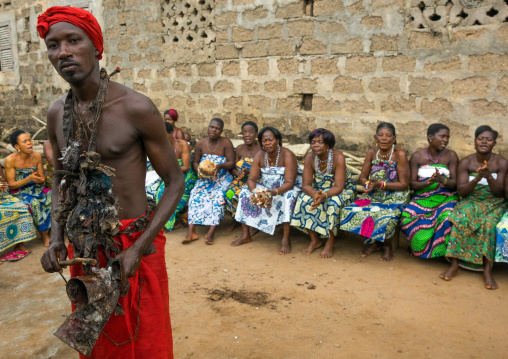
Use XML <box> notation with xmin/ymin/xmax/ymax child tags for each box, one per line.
<box><xmin>68</xmin><ymin>217</ymin><xmax>173</xmax><ymax>359</ymax></box>
<box><xmin>37</xmin><ymin>6</ymin><xmax>103</xmax><ymax>60</ymax></box>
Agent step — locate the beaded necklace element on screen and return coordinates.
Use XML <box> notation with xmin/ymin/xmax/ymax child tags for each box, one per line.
<box><xmin>376</xmin><ymin>144</ymin><xmax>394</xmax><ymax>161</ymax></box>
<box><xmin>315</xmin><ymin>149</ymin><xmax>333</xmax><ymax>175</ymax></box>
<box><xmin>264</xmin><ymin>146</ymin><xmax>281</xmax><ymax>167</ymax></box>
<box><xmin>426</xmin><ymin>147</ymin><xmax>443</xmax><ymax>164</ymax></box>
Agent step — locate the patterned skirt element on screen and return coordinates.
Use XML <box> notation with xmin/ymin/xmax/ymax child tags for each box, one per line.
<box><xmin>188</xmin><ymin>154</ymin><xmax>233</xmax><ymax>226</ymax></box>
<box><xmin>291</xmin><ymin>171</ymin><xmax>355</xmax><ymax>238</ymax></box>
<box><xmin>0</xmin><ymin>193</ymin><xmax>37</xmax><ymax>251</ymax></box>
<box><xmin>235</xmin><ymin>166</ymin><xmax>302</xmax><ymax>235</ymax></box>
<box><xmin>446</xmin><ymin>185</ymin><xmax>508</xmax><ymax>271</ymax></box>
<box><xmin>401</xmin><ymin>168</ymin><xmax>459</xmax><ymax>258</ymax></box>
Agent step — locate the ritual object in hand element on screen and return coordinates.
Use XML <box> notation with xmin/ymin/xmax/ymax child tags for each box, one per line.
<box><xmin>198</xmin><ymin>160</ymin><xmax>216</xmax><ymax>179</ymax></box>
<box><xmin>250</xmin><ymin>188</ymin><xmax>272</xmax><ymax>208</ymax></box>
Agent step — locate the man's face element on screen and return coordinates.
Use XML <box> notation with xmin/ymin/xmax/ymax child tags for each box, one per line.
<box><xmin>45</xmin><ymin>22</ymin><xmax>99</xmax><ymax>84</ymax></box>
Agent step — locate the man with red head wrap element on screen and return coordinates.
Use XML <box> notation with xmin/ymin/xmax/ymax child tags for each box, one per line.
<box><xmin>39</xmin><ymin>6</ymin><xmax>182</xmax><ymax>359</ymax></box>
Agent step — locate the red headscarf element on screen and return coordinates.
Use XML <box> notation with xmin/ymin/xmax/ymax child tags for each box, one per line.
<box><xmin>37</xmin><ymin>6</ymin><xmax>103</xmax><ymax>60</ymax></box>
<box><xmin>169</xmin><ymin>109</ymin><xmax>178</xmax><ymax>121</ymax></box>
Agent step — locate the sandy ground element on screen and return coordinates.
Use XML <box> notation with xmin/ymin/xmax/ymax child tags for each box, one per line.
<box><xmin>1</xmin><ymin>216</ymin><xmax>508</xmax><ymax>359</ymax></box>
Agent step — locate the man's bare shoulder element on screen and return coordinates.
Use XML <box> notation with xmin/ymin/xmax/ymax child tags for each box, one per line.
<box><xmin>47</xmin><ymin>93</ymin><xmax>67</xmax><ymax>122</ymax></box>
<box><xmin>109</xmin><ymin>81</ymin><xmax>158</xmax><ymax>118</ymax></box>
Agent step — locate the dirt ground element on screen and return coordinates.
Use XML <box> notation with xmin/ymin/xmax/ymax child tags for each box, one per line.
<box><xmin>2</xmin><ymin>216</ymin><xmax>508</xmax><ymax>359</ymax></box>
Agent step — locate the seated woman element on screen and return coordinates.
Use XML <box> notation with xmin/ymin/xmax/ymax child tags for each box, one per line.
<box><xmin>0</xmin><ymin>167</ymin><xmax>37</xmax><ymax>262</ymax></box>
<box><xmin>440</xmin><ymin>125</ymin><xmax>508</xmax><ymax>290</ymax></box>
<box><xmin>232</xmin><ymin>127</ymin><xmax>302</xmax><ymax>254</ymax></box>
<box><xmin>340</xmin><ymin>122</ymin><xmax>410</xmax><ymax>261</ymax></box>
<box><xmin>5</xmin><ymin>130</ymin><xmax>51</xmax><ymax>246</ymax></box>
<box><xmin>225</xmin><ymin>121</ymin><xmax>262</xmax><ymax>220</ymax></box>
<box><xmin>401</xmin><ymin>124</ymin><xmax>460</xmax><ymax>258</ymax></box>
<box><xmin>184</xmin><ymin>118</ymin><xmax>234</xmax><ymax>245</ymax></box>
<box><xmin>291</xmin><ymin>129</ymin><xmax>355</xmax><ymax>258</ymax></box>
<box><xmin>146</xmin><ymin>122</ymin><xmax>197</xmax><ymax>230</ymax></box>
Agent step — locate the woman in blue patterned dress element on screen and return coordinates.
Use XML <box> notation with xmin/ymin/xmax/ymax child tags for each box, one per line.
<box><xmin>233</xmin><ymin>127</ymin><xmax>302</xmax><ymax>255</ymax></box>
<box><xmin>183</xmin><ymin>118</ymin><xmax>234</xmax><ymax>245</ymax></box>
<box><xmin>340</xmin><ymin>123</ymin><xmax>410</xmax><ymax>261</ymax></box>
<box><xmin>291</xmin><ymin>129</ymin><xmax>355</xmax><ymax>258</ymax></box>
<box><xmin>5</xmin><ymin>130</ymin><xmax>51</xmax><ymax>246</ymax></box>
<box><xmin>0</xmin><ymin>167</ymin><xmax>37</xmax><ymax>261</ymax></box>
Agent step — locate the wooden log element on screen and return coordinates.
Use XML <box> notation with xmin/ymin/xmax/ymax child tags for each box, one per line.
<box><xmin>346</xmin><ymin>164</ymin><xmax>361</xmax><ymax>175</ymax></box>
<box><xmin>31</xmin><ymin>115</ymin><xmax>47</xmax><ymax>126</ymax></box>
<box><xmin>342</xmin><ymin>151</ymin><xmax>364</xmax><ymax>163</ymax></box>
<box><xmin>0</xmin><ymin>127</ymin><xmax>17</xmax><ymax>142</ymax></box>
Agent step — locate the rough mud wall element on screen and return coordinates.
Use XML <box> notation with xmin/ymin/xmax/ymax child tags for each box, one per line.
<box><xmin>1</xmin><ymin>0</ymin><xmax>508</xmax><ymax>157</ymax></box>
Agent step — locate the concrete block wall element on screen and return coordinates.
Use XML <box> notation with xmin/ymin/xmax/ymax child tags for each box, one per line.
<box><xmin>1</xmin><ymin>0</ymin><xmax>507</xmax><ymax>157</ymax></box>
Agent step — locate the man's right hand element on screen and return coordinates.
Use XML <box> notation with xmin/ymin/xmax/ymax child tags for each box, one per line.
<box><xmin>41</xmin><ymin>241</ymin><xmax>68</xmax><ymax>273</ymax></box>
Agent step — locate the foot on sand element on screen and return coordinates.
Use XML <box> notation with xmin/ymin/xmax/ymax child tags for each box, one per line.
<box><xmin>182</xmin><ymin>233</ymin><xmax>199</xmax><ymax>244</ymax></box>
<box><xmin>379</xmin><ymin>245</ymin><xmax>393</xmax><ymax>262</ymax></box>
<box><xmin>230</xmin><ymin>234</ymin><xmax>252</xmax><ymax>247</ymax></box>
<box><xmin>361</xmin><ymin>242</ymin><xmax>382</xmax><ymax>258</ymax></box>
<box><xmin>303</xmin><ymin>240</ymin><xmax>322</xmax><ymax>255</ymax></box>
<box><xmin>279</xmin><ymin>238</ymin><xmax>291</xmax><ymax>255</ymax></box>
<box><xmin>439</xmin><ymin>268</ymin><xmax>458</xmax><ymax>281</ymax></box>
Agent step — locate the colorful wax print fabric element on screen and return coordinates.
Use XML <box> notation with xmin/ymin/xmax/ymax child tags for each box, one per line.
<box><xmin>156</xmin><ymin>159</ymin><xmax>197</xmax><ymax>230</ymax></box>
<box><xmin>0</xmin><ymin>193</ymin><xmax>37</xmax><ymax>252</ymax></box>
<box><xmin>401</xmin><ymin>164</ymin><xmax>459</xmax><ymax>258</ymax></box>
<box><xmin>340</xmin><ymin>159</ymin><xmax>410</xmax><ymax>243</ymax></box>
<box><xmin>235</xmin><ymin>166</ymin><xmax>302</xmax><ymax>235</ymax></box>
<box><xmin>145</xmin><ymin>160</ymin><xmax>161</xmax><ymax>201</ymax></box>
<box><xmin>188</xmin><ymin>154</ymin><xmax>233</xmax><ymax>226</ymax></box>
<box><xmin>446</xmin><ymin>178</ymin><xmax>508</xmax><ymax>271</ymax></box>
<box><xmin>225</xmin><ymin>157</ymin><xmax>253</xmax><ymax>217</ymax></box>
<box><xmin>291</xmin><ymin>170</ymin><xmax>355</xmax><ymax>237</ymax></box>
<box><xmin>9</xmin><ymin>167</ymin><xmax>51</xmax><ymax>232</ymax></box>
<box><xmin>495</xmin><ymin>212</ymin><xmax>508</xmax><ymax>263</ymax></box>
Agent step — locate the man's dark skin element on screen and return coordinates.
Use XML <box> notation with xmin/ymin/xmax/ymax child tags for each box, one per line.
<box><xmin>40</xmin><ymin>22</ymin><xmax>185</xmax><ymax>293</ymax></box>
<box><xmin>183</xmin><ymin>119</ymin><xmax>234</xmax><ymax>245</ymax></box>
<box><xmin>439</xmin><ymin>130</ymin><xmax>507</xmax><ymax>289</ymax></box>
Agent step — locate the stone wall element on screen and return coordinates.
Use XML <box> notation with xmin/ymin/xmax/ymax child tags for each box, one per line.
<box><xmin>1</xmin><ymin>0</ymin><xmax>507</xmax><ymax>157</ymax></box>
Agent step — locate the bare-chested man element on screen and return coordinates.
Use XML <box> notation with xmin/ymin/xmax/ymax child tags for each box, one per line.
<box><xmin>37</xmin><ymin>7</ymin><xmax>183</xmax><ymax>358</ymax></box>
<box><xmin>183</xmin><ymin>118</ymin><xmax>234</xmax><ymax>245</ymax></box>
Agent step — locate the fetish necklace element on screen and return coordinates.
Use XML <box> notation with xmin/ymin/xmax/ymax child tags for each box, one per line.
<box><xmin>376</xmin><ymin>145</ymin><xmax>394</xmax><ymax>160</ymax></box>
<box><xmin>264</xmin><ymin>146</ymin><xmax>281</xmax><ymax>167</ymax></box>
<box><xmin>207</xmin><ymin>138</ymin><xmax>219</xmax><ymax>153</ymax></box>
<box><xmin>315</xmin><ymin>149</ymin><xmax>333</xmax><ymax>174</ymax></box>
<box><xmin>426</xmin><ymin>147</ymin><xmax>443</xmax><ymax>164</ymax></box>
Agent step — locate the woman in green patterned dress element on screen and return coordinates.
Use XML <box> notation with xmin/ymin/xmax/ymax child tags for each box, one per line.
<box><xmin>340</xmin><ymin>123</ymin><xmax>410</xmax><ymax>261</ymax></box>
<box><xmin>291</xmin><ymin>129</ymin><xmax>355</xmax><ymax>258</ymax></box>
<box><xmin>401</xmin><ymin>123</ymin><xmax>460</xmax><ymax>258</ymax></box>
<box><xmin>440</xmin><ymin>126</ymin><xmax>508</xmax><ymax>290</ymax></box>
